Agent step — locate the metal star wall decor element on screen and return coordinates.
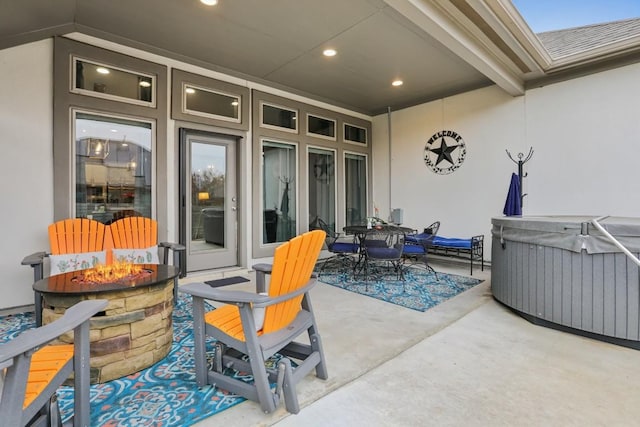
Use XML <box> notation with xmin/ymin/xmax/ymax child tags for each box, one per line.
<box><xmin>424</xmin><ymin>130</ymin><xmax>467</xmax><ymax>175</ymax></box>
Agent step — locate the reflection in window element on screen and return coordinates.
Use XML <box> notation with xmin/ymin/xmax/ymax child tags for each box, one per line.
<box><xmin>184</xmin><ymin>85</ymin><xmax>240</xmax><ymax>122</ymax></box>
<box><xmin>345</xmin><ymin>153</ymin><xmax>367</xmax><ymax>226</ymax></box>
<box><xmin>307</xmin><ymin>114</ymin><xmax>336</xmax><ymax>139</ymax></box>
<box><xmin>262</xmin><ymin>103</ymin><xmax>297</xmax><ymax>131</ymax></box>
<box><xmin>191</xmin><ymin>143</ymin><xmax>226</xmax><ymax>249</ymax></box>
<box><xmin>73</xmin><ymin>58</ymin><xmax>154</xmax><ymax>105</ymax></box>
<box><xmin>308</xmin><ymin>148</ymin><xmax>336</xmax><ymax>231</ymax></box>
<box><xmin>344</xmin><ymin>124</ymin><xmax>367</xmax><ymax>144</ymax></box>
<box><xmin>262</xmin><ymin>140</ymin><xmax>297</xmax><ymax>244</ymax></box>
<box><xmin>75</xmin><ymin>112</ymin><xmax>153</xmax><ymax>223</ymax></box>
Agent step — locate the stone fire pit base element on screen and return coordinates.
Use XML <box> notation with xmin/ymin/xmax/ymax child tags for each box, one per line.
<box><xmin>41</xmin><ymin>279</ymin><xmax>174</xmax><ymax>383</ymax></box>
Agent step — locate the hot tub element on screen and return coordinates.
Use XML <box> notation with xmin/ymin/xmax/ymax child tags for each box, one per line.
<box><xmin>491</xmin><ymin>216</ymin><xmax>640</xmax><ymax>349</ymax></box>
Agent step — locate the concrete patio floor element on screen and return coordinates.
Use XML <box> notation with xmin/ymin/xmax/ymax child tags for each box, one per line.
<box><xmin>184</xmin><ymin>259</ymin><xmax>640</xmax><ymax>427</ymax></box>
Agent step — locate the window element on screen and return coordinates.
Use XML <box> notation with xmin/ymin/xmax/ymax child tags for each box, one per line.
<box><xmin>261</xmin><ymin>103</ymin><xmax>298</xmax><ymax>132</ymax></box>
<box><xmin>307</xmin><ymin>114</ymin><xmax>336</xmax><ymax>140</ymax></box>
<box><xmin>344</xmin><ymin>123</ymin><xmax>368</xmax><ymax>145</ymax></box>
<box><xmin>344</xmin><ymin>152</ymin><xmax>367</xmax><ymax>226</ymax></box>
<box><xmin>74</xmin><ymin>112</ymin><xmax>153</xmax><ymax>223</ymax></box>
<box><xmin>183</xmin><ymin>84</ymin><xmax>240</xmax><ymax>122</ymax></box>
<box><xmin>308</xmin><ymin>147</ymin><xmax>336</xmax><ymax>231</ymax></box>
<box><xmin>72</xmin><ymin>57</ymin><xmax>155</xmax><ymax>107</ymax></box>
<box><xmin>262</xmin><ymin>140</ymin><xmax>297</xmax><ymax>244</ymax></box>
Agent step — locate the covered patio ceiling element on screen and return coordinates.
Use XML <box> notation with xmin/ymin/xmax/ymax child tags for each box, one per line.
<box><xmin>2</xmin><ymin>0</ymin><xmax>640</xmax><ymax>116</ymax></box>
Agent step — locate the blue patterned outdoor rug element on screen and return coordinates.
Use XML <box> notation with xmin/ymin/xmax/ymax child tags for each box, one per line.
<box><xmin>317</xmin><ymin>263</ymin><xmax>483</xmax><ymax>312</ymax></box>
<box><xmin>0</xmin><ymin>295</ymin><xmax>245</xmax><ymax>426</ymax></box>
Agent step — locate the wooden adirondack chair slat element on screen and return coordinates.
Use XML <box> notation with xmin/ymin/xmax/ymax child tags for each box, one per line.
<box><xmin>262</xmin><ymin>231</ymin><xmax>324</xmax><ymax>334</ymax></box>
<box><xmin>48</xmin><ymin>219</ymin><xmax>107</xmax><ymax>255</ymax></box>
<box><xmin>111</xmin><ymin>217</ymin><xmax>158</xmax><ymax>250</ymax></box>
<box><xmin>23</xmin><ymin>344</ymin><xmax>74</xmax><ymax>408</ymax></box>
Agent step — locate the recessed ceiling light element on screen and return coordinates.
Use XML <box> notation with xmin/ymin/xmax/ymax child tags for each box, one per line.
<box><xmin>392</xmin><ymin>80</ymin><xmax>403</xmax><ymax>87</ymax></box>
<box><xmin>96</xmin><ymin>67</ymin><xmax>110</xmax><ymax>75</ymax></box>
<box><xmin>200</xmin><ymin>0</ymin><xmax>218</xmax><ymax>5</ymax></box>
<box><xmin>139</xmin><ymin>81</ymin><xmax>151</xmax><ymax>87</ymax></box>
<box><xmin>110</xmin><ymin>129</ymin><xmax>118</xmax><ymax>133</ymax></box>
<box><xmin>231</xmin><ymin>100</ymin><xmax>239</xmax><ymax>106</ymax></box>
<box><xmin>323</xmin><ymin>49</ymin><xmax>337</xmax><ymax>57</ymax></box>
<box><xmin>185</xmin><ymin>88</ymin><xmax>196</xmax><ymax>94</ymax></box>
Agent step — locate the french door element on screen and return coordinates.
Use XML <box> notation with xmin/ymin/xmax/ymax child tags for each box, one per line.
<box><xmin>180</xmin><ymin>130</ymin><xmax>238</xmax><ymax>272</ymax></box>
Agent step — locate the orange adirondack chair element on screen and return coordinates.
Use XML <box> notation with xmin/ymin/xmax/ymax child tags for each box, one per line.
<box><xmin>180</xmin><ymin>229</ymin><xmax>328</xmax><ymax>414</ymax></box>
<box><xmin>0</xmin><ymin>299</ymin><xmax>107</xmax><ymax>427</ymax></box>
<box><xmin>109</xmin><ymin>216</ymin><xmax>185</xmax><ymax>300</ymax></box>
<box><xmin>22</xmin><ymin>218</ymin><xmax>111</xmax><ymax>326</ymax></box>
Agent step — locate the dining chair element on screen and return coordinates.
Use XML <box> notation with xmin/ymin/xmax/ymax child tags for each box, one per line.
<box><xmin>404</xmin><ymin>221</ymin><xmax>440</xmax><ymax>277</ymax></box>
<box><xmin>361</xmin><ymin>229</ymin><xmax>406</xmax><ymax>282</ymax></box>
<box><xmin>314</xmin><ymin>218</ymin><xmax>359</xmax><ymax>274</ymax></box>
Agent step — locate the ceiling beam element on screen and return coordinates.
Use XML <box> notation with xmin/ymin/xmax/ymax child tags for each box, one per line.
<box><xmin>384</xmin><ymin>0</ymin><xmax>525</xmax><ymax>96</ymax></box>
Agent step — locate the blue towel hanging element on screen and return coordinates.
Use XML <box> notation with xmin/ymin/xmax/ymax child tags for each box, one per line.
<box><xmin>503</xmin><ymin>173</ymin><xmax>522</xmax><ymax>216</ymax></box>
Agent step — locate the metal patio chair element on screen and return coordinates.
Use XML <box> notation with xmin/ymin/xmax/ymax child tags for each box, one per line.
<box><xmin>404</xmin><ymin>221</ymin><xmax>440</xmax><ymax>278</ymax></box>
<box><xmin>314</xmin><ymin>218</ymin><xmax>359</xmax><ymax>274</ymax></box>
<box><xmin>360</xmin><ymin>228</ymin><xmax>406</xmax><ymax>283</ymax></box>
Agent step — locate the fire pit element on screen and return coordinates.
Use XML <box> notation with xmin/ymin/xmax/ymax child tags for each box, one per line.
<box><xmin>33</xmin><ymin>264</ymin><xmax>179</xmax><ymax>383</ymax></box>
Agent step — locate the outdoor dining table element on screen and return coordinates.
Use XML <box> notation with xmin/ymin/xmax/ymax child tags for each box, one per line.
<box><xmin>343</xmin><ymin>224</ymin><xmax>415</xmax><ymax>237</ymax></box>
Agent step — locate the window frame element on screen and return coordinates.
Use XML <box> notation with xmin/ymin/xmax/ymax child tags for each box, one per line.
<box><xmin>259</xmin><ymin>137</ymin><xmax>299</xmax><ymax>246</ymax></box>
<box><xmin>307</xmin><ymin>145</ymin><xmax>338</xmax><ymax>232</ymax></box>
<box><xmin>71</xmin><ymin>56</ymin><xmax>157</xmax><ymax>108</ymax></box>
<box><xmin>182</xmin><ymin>82</ymin><xmax>242</xmax><ymax>124</ymax></box>
<box><xmin>343</xmin><ymin>122</ymin><xmax>368</xmax><ymax>146</ymax></box>
<box><xmin>72</xmin><ymin>109</ymin><xmax>156</xmax><ymax>220</ymax></box>
<box><xmin>306</xmin><ymin>113</ymin><xmax>337</xmax><ymax>141</ymax></box>
<box><xmin>343</xmin><ymin>150</ymin><xmax>369</xmax><ymax>226</ymax></box>
<box><xmin>259</xmin><ymin>101</ymin><xmax>299</xmax><ymax>134</ymax></box>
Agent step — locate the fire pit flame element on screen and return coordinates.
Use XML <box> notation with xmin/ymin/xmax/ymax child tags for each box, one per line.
<box><xmin>72</xmin><ymin>261</ymin><xmax>150</xmax><ymax>285</ymax></box>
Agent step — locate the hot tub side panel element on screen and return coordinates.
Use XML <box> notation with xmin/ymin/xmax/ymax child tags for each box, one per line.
<box><xmin>492</xmin><ymin>236</ymin><xmax>640</xmax><ymax>342</ymax></box>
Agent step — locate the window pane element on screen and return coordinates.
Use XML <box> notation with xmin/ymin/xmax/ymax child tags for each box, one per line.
<box><xmin>262</xmin><ymin>104</ymin><xmax>297</xmax><ymax>130</ymax></box>
<box><xmin>75</xmin><ymin>113</ymin><xmax>153</xmax><ymax>223</ymax></box>
<box><xmin>74</xmin><ymin>58</ymin><xmax>154</xmax><ymax>104</ymax></box>
<box><xmin>308</xmin><ymin>148</ymin><xmax>336</xmax><ymax>231</ymax></box>
<box><xmin>345</xmin><ymin>153</ymin><xmax>367</xmax><ymax>226</ymax></box>
<box><xmin>184</xmin><ymin>85</ymin><xmax>240</xmax><ymax>121</ymax></box>
<box><xmin>308</xmin><ymin>115</ymin><xmax>335</xmax><ymax>139</ymax></box>
<box><xmin>262</xmin><ymin>140</ymin><xmax>297</xmax><ymax>243</ymax></box>
<box><xmin>344</xmin><ymin>124</ymin><xmax>367</xmax><ymax>144</ymax></box>
<box><xmin>191</xmin><ymin>143</ymin><xmax>226</xmax><ymax>251</ymax></box>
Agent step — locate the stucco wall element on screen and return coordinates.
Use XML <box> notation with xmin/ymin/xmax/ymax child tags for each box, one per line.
<box><xmin>0</xmin><ymin>40</ymin><xmax>54</xmax><ymax>308</ymax></box>
<box><xmin>374</xmin><ymin>62</ymin><xmax>640</xmax><ymax>261</ymax></box>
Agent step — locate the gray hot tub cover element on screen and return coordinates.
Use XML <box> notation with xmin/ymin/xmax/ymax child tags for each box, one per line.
<box><xmin>491</xmin><ymin>215</ymin><xmax>640</xmax><ymax>254</ymax></box>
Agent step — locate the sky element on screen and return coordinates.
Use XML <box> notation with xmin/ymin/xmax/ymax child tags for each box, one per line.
<box><xmin>512</xmin><ymin>0</ymin><xmax>640</xmax><ymax>33</ymax></box>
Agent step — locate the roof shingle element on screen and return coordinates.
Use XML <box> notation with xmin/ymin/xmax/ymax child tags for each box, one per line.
<box><xmin>537</xmin><ymin>17</ymin><xmax>640</xmax><ymax>59</ymax></box>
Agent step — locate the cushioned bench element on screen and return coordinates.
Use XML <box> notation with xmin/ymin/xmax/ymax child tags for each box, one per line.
<box><xmin>431</xmin><ymin>235</ymin><xmax>484</xmax><ymax>275</ymax></box>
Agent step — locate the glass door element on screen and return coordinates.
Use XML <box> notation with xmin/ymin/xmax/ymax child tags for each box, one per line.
<box><xmin>180</xmin><ymin>130</ymin><xmax>237</xmax><ymax>271</ymax></box>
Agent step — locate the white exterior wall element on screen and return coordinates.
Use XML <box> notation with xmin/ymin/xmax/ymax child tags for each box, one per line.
<box><xmin>0</xmin><ymin>40</ymin><xmax>54</xmax><ymax>308</ymax></box>
<box><xmin>375</xmin><ymin>62</ymin><xmax>640</xmax><ymax>261</ymax></box>
<box><xmin>2</xmin><ymin>35</ymin><xmax>640</xmax><ymax>309</ymax></box>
